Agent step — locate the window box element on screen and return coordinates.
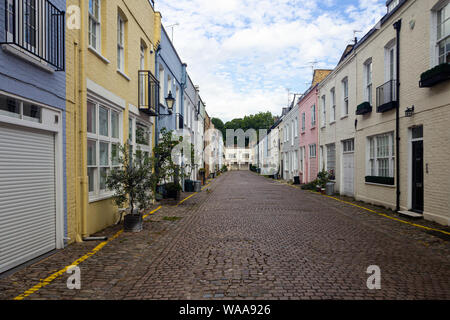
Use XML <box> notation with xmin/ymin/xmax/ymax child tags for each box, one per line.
<box><xmin>356</xmin><ymin>102</ymin><xmax>372</xmax><ymax>115</ymax></box>
<box><xmin>365</xmin><ymin>176</ymin><xmax>394</xmax><ymax>185</ymax></box>
<box><xmin>419</xmin><ymin>63</ymin><xmax>450</xmax><ymax>88</ymax></box>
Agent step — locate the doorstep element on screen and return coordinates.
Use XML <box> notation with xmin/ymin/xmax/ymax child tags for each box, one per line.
<box><xmin>398</xmin><ymin>210</ymin><xmax>423</xmax><ymax>219</ymax></box>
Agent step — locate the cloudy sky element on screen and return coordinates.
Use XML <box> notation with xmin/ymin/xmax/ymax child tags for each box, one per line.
<box><xmin>156</xmin><ymin>0</ymin><xmax>386</xmax><ymax>122</ymax></box>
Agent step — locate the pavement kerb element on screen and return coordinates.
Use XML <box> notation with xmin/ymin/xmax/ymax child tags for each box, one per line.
<box><xmin>271</xmin><ymin>177</ymin><xmax>450</xmax><ymax>237</ymax></box>
<box><xmin>13</xmin><ymin>177</ymin><xmax>220</xmax><ymax>301</ymax></box>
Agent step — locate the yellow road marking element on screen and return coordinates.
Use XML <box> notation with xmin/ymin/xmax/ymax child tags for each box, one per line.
<box><xmin>176</xmin><ymin>193</ymin><xmax>197</xmax><ymax>207</ymax></box>
<box><xmin>14</xmin><ymin>205</ymin><xmax>164</xmax><ymax>300</ymax></box>
<box><xmin>143</xmin><ymin>206</ymin><xmax>162</xmax><ymax>219</ymax></box>
<box><xmin>14</xmin><ymin>178</ymin><xmax>219</xmax><ymax>300</ymax></box>
<box><xmin>14</xmin><ymin>230</ymin><xmax>123</xmax><ymax>300</ymax></box>
<box><xmin>274</xmin><ymin>179</ymin><xmax>450</xmax><ymax>236</ymax></box>
<box><xmin>316</xmin><ymin>193</ymin><xmax>450</xmax><ymax>236</ymax></box>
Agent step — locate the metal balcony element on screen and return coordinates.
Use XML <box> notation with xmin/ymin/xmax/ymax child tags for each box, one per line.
<box><xmin>376</xmin><ymin>80</ymin><xmax>397</xmax><ymax>113</ymax></box>
<box><xmin>138</xmin><ymin>70</ymin><xmax>159</xmax><ymax>116</ymax></box>
<box><xmin>1</xmin><ymin>0</ymin><xmax>65</xmax><ymax>71</ymax></box>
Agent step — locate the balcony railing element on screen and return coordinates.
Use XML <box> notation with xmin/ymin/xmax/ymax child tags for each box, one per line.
<box><xmin>176</xmin><ymin>113</ymin><xmax>184</xmax><ymax>130</ymax></box>
<box><xmin>376</xmin><ymin>79</ymin><xmax>397</xmax><ymax>113</ymax></box>
<box><xmin>1</xmin><ymin>0</ymin><xmax>65</xmax><ymax>71</ymax></box>
<box><xmin>138</xmin><ymin>70</ymin><xmax>159</xmax><ymax>116</ymax></box>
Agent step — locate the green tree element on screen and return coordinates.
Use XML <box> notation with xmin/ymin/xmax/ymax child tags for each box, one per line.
<box><xmin>106</xmin><ymin>143</ymin><xmax>155</xmax><ymax>216</ymax></box>
<box><xmin>219</xmin><ymin>111</ymin><xmax>276</xmax><ymax>145</ymax></box>
<box><xmin>211</xmin><ymin>117</ymin><xmax>225</xmax><ymax>139</ymax></box>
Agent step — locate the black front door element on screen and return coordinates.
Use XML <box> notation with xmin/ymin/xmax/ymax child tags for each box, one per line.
<box><xmin>412</xmin><ymin>140</ymin><xmax>424</xmax><ymax>213</ymax></box>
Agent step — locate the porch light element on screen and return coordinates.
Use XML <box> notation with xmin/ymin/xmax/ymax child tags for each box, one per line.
<box><xmin>165</xmin><ymin>91</ymin><xmax>175</xmax><ymax>111</ymax></box>
<box><xmin>405</xmin><ymin>105</ymin><xmax>415</xmax><ymax>117</ymax></box>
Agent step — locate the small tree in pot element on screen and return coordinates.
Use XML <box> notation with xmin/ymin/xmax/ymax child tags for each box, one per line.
<box><xmin>106</xmin><ymin>143</ymin><xmax>155</xmax><ymax>232</ymax></box>
<box><xmin>153</xmin><ymin>128</ymin><xmax>183</xmax><ymax>200</ymax></box>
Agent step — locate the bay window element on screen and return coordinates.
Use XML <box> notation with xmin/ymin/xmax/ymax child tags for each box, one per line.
<box><xmin>87</xmin><ymin>100</ymin><xmax>122</xmax><ymax>199</ymax></box>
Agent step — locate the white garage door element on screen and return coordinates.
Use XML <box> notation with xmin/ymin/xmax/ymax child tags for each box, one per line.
<box><xmin>342</xmin><ymin>152</ymin><xmax>354</xmax><ymax>196</ymax></box>
<box><xmin>0</xmin><ymin>124</ymin><xmax>56</xmax><ymax>273</ymax></box>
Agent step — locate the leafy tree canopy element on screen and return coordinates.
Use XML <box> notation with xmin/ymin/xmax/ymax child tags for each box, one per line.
<box><xmin>212</xmin><ymin>111</ymin><xmax>276</xmax><ymax>146</ymax></box>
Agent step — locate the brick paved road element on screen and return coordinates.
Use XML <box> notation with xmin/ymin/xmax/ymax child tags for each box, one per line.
<box><xmin>1</xmin><ymin>171</ymin><xmax>449</xmax><ymax>300</ymax></box>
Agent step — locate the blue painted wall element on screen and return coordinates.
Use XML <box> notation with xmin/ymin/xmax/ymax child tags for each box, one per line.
<box><xmin>0</xmin><ymin>0</ymin><xmax>67</xmax><ymax>238</ymax></box>
<box><xmin>156</xmin><ymin>26</ymin><xmax>185</xmax><ymax>133</ymax></box>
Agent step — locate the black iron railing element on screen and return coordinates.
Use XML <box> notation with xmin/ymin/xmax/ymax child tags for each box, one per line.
<box><xmin>176</xmin><ymin>113</ymin><xmax>184</xmax><ymax>129</ymax></box>
<box><xmin>376</xmin><ymin>79</ymin><xmax>397</xmax><ymax>112</ymax></box>
<box><xmin>138</xmin><ymin>70</ymin><xmax>159</xmax><ymax>116</ymax></box>
<box><xmin>1</xmin><ymin>0</ymin><xmax>65</xmax><ymax>71</ymax></box>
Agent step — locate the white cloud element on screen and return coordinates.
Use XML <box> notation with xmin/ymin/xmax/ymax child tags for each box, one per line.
<box><xmin>157</xmin><ymin>0</ymin><xmax>386</xmax><ymax>122</ymax></box>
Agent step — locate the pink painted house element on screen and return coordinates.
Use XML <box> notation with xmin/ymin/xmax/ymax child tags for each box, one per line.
<box><xmin>298</xmin><ymin>70</ymin><xmax>332</xmax><ymax>183</ymax></box>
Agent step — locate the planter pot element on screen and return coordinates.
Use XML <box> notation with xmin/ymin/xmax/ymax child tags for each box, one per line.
<box><xmin>124</xmin><ymin>212</ymin><xmax>143</xmax><ymax>233</ymax></box>
<box><xmin>419</xmin><ymin>63</ymin><xmax>450</xmax><ymax>87</ymax></box>
<box><xmin>320</xmin><ymin>188</ymin><xmax>326</xmax><ymax>194</ymax></box>
<box><xmin>356</xmin><ymin>102</ymin><xmax>372</xmax><ymax>115</ymax></box>
<box><xmin>166</xmin><ymin>189</ymin><xmax>180</xmax><ymax>200</ymax></box>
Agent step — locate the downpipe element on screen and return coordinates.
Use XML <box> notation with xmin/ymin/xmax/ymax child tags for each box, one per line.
<box><xmin>394</xmin><ymin>19</ymin><xmax>402</xmax><ymax>212</ymax></box>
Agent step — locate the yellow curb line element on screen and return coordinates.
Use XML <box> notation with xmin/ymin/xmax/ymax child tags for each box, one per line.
<box><xmin>274</xmin><ymin>179</ymin><xmax>450</xmax><ymax>236</ymax></box>
<box><xmin>14</xmin><ymin>230</ymin><xmax>123</xmax><ymax>300</ymax></box>
<box><xmin>14</xmin><ymin>178</ymin><xmax>220</xmax><ymax>300</ymax></box>
<box><xmin>313</xmin><ymin>192</ymin><xmax>450</xmax><ymax>236</ymax></box>
<box><xmin>176</xmin><ymin>193</ymin><xmax>197</xmax><ymax>207</ymax></box>
<box><xmin>14</xmin><ymin>205</ymin><xmax>165</xmax><ymax>301</ymax></box>
<box><xmin>143</xmin><ymin>206</ymin><xmax>162</xmax><ymax>219</ymax></box>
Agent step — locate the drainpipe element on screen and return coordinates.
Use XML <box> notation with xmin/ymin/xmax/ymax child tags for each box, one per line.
<box><xmin>79</xmin><ymin>0</ymin><xmax>88</xmax><ymax>238</ymax></box>
<box><xmin>394</xmin><ymin>19</ymin><xmax>402</xmax><ymax>212</ymax></box>
<box><xmin>155</xmin><ymin>45</ymin><xmax>161</xmax><ymax>146</ymax></box>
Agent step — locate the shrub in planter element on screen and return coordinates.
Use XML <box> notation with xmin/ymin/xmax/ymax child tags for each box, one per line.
<box><xmin>165</xmin><ymin>182</ymin><xmax>182</xmax><ymax>200</ymax></box>
<box><xmin>106</xmin><ymin>143</ymin><xmax>155</xmax><ymax>233</ymax></box>
<box><xmin>420</xmin><ymin>63</ymin><xmax>450</xmax><ymax>87</ymax></box>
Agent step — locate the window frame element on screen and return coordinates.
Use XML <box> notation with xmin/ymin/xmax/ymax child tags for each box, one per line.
<box><xmin>311</xmin><ymin>104</ymin><xmax>316</xmax><ymax>128</ymax></box>
<box><xmin>87</xmin><ymin>99</ymin><xmax>123</xmax><ymax>201</ymax></box>
<box><xmin>301</xmin><ymin>112</ymin><xmax>306</xmax><ymax>132</ymax></box>
<box><xmin>89</xmin><ymin>0</ymin><xmax>101</xmax><ymax>51</ymax></box>
<box><xmin>341</xmin><ymin>78</ymin><xmax>349</xmax><ymax>117</ymax></box>
<box><xmin>321</xmin><ymin>95</ymin><xmax>326</xmax><ymax>127</ymax></box>
<box><xmin>309</xmin><ymin>144</ymin><xmax>317</xmax><ymax>159</ymax></box>
<box><xmin>366</xmin><ymin>132</ymin><xmax>395</xmax><ymax>179</ymax></box>
<box><xmin>117</xmin><ymin>14</ymin><xmax>125</xmax><ymax>72</ymax></box>
<box><xmin>436</xmin><ymin>2</ymin><xmax>450</xmax><ymax>65</ymax></box>
<box><xmin>330</xmin><ymin>88</ymin><xmax>336</xmax><ymax>123</ymax></box>
<box><xmin>364</xmin><ymin>59</ymin><xmax>373</xmax><ymax>105</ymax></box>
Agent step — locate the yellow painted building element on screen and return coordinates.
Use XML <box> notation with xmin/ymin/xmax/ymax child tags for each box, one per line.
<box><xmin>66</xmin><ymin>0</ymin><xmax>161</xmax><ymax>241</ymax></box>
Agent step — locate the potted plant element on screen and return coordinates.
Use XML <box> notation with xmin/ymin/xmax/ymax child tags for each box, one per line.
<box><xmin>153</xmin><ymin>128</ymin><xmax>183</xmax><ymax>200</ymax></box>
<box><xmin>317</xmin><ymin>170</ymin><xmax>331</xmax><ymax>194</ymax></box>
<box><xmin>106</xmin><ymin>143</ymin><xmax>155</xmax><ymax>233</ymax></box>
<box><xmin>165</xmin><ymin>182</ymin><xmax>182</xmax><ymax>200</ymax></box>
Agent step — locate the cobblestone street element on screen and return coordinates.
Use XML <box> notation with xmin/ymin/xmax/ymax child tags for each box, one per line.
<box><xmin>1</xmin><ymin>171</ymin><xmax>449</xmax><ymax>300</ymax></box>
